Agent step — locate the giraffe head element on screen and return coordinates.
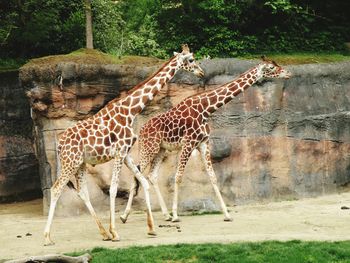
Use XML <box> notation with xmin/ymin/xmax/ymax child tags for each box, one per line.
<box><xmin>259</xmin><ymin>56</ymin><xmax>292</xmax><ymax>79</ymax></box>
<box><xmin>173</xmin><ymin>44</ymin><xmax>204</xmax><ymax>78</ymax></box>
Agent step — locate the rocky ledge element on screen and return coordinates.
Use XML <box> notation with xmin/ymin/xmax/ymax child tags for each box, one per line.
<box><xmin>18</xmin><ymin>52</ymin><xmax>350</xmax><ymax>215</ymax></box>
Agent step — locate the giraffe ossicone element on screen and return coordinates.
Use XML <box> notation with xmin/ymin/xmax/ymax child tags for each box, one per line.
<box><xmin>120</xmin><ymin>57</ymin><xmax>292</xmax><ymax>223</ymax></box>
<box><xmin>43</xmin><ymin>44</ymin><xmax>204</xmax><ymax>246</ymax></box>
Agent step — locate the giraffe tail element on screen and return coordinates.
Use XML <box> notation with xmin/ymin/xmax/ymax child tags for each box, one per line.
<box><xmin>54</xmin><ymin>130</ymin><xmax>76</xmax><ymax>190</ymax></box>
<box><xmin>133</xmin><ymin>165</ymin><xmax>141</xmax><ymax>197</ymax></box>
<box><xmin>54</xmin><ymin>131</ymin><xmax>61</xmax><ymax>179</ymax></box>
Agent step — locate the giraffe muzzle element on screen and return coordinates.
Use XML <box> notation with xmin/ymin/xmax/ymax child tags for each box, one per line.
<box><xmin>195</xmin><ymin>68</ymin><xmax>205</xmax><ymax>78</ymax></box>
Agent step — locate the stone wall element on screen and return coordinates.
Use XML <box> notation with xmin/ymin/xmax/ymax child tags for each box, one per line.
<box><xmin>0</xmin><ymin>70</ymin><xmax>40</xmax><ymax>202</ymax></box>
<box><xmin>20</xmin><ymin>59</ymin><xmax>350</xmax><ymax>215</ymax></box>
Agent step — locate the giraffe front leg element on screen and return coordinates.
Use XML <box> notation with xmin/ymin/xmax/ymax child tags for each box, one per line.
<box><xmin>172</xmin><ymin>176</ymin><xmax>181</xmax><ymax>223</ymax></box>
<box><xmin>44</xmin><ymin>173</ymin><xmax>72</xmax><ymax>246</ymax></box>
<box><xmin>109</xmin><ymin>158</ymin><xmax>122</xmax><ymax>241</ymax></box>
<box><xmin>199</xmin><ymin>141</ymin><xmax>232</xmax><ymax>221</ymax></box>
<box><xmin>125</xmin><ymin>155</ymin><xmax>156</xmax><ymax>236</ymax></box>
<box><xmin>172</xmin><ymin>143</ymin><xmax>193</xmax><ymax>223</ymax></box>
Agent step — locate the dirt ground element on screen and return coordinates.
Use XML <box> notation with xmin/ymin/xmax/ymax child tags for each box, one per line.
<box><xmin>1</xmin><ymin>192</ymin><xmax>350</xmax><ymax>261</ymax></box>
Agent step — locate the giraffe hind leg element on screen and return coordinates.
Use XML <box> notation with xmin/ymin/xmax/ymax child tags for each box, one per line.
<box><xmin>148</xmin><ymin>149</ymin><xmax>172</xmax><ymax>221</ymax></box>
<box><xmin>199</xmin><ymin>141</ymin><xmax>232</xmax><ymax>221</ymax></box>
<box><xmin>172</xmin><ymin>141</ymin><xmax>195</xmax><ymax>222</ymax></box>
<box><xmin>109</xmin><ymin>157</ymin><xmax>123</xmax><ymax>241</ymax></box>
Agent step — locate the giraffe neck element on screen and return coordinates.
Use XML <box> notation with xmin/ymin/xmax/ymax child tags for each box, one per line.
<box><xmin>119</xmin><ymin>56</ymin><xmax>178</xmax><ymax>117</ymax></box>
<box><xmin>200</xmin><ymin>65</ymin><xmax>261</xmax><ymax>117</ymax></box>
<box><xmin>95</xmin><ymin>56</ymin><xmax>179</xmax><ymax>124</ymax></box>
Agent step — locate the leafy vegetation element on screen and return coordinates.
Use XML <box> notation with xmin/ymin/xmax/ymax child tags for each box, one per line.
<box><xmin>68</xmin><ymin>241</ymin><xmax>350</xmax><ymax>263</ymax></box>
<box><xmin>0</xmin><ymin>0</ymin><xmax>349</xmax><ymax>61</ymax></box>
<box><xmin>0</xmin><ymin>58</ymin><xmax>27</xmax><ymax>71</ymax></box>
<box><xmin>154</xmin><ymin>0</ymin><xmax>350</xmax><ymax>57</ymax></box>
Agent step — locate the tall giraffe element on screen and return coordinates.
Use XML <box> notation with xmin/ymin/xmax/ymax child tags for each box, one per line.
<box><xmin>120</xmin><ymin>57</ymin><xmax>292</xmax><ymax>223</ymax></box>
<box><xmin>43</xmin><ymin>44</ymin><xmax>204</xmax><ymax>245</ymax></box>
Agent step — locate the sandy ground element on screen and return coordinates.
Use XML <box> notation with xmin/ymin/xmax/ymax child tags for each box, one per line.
<box><xmin>1</xmin><ymin>192</ymin><xmax>350</xmax><ymax>261</ymax></box>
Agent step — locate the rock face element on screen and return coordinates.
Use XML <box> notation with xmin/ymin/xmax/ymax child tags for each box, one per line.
<box><xmin>0</xmin><ymin>70</ymin><xmax>40</xmax><ymax>202</ymax></box>
<box><xmin>20</xmin><ymin>58</ymin><xmax>350</xmax><ymax>215</ymax></box>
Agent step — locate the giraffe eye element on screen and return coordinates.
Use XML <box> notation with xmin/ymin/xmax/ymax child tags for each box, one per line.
<box><xmin>188</xmin><ymin>59</ymin><xmax>194</xmax><ymax>63</ymax></box>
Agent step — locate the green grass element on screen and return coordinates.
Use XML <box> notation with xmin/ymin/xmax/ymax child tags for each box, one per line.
<box><xmin>239</xmin><ymin>53</ymin><xmax>350</xmax><ymax>65</ymax></box>
<box><xmin>69</xmin><ymin>241</ymin><xmax>350</xmax><ymax>263</ymax></box>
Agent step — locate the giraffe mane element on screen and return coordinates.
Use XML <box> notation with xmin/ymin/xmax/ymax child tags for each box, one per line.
<box><xmin>126</xmin><ymin>55</ymin><xmax>176</xmax><ymax>95</ymax></box>
<box><xmin>184</xmin><ymin>67</ymin><xmax>258</xmax><ymax>101</ymax></box>
<box><xmin>105</xmin><ymin>56</ymin><xmax>176</xmax><ymax>107</ymax></box>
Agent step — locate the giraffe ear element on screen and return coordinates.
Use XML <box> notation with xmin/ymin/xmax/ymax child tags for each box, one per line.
<box><xmin>181</xmin><ymin>44</ymin><xmax>189</xmax><ymax>52</ymax></box>
<box><xmin>173</xmin><ymin>52</ymin><xmax>179</xmax><ymax>56</ymax></box>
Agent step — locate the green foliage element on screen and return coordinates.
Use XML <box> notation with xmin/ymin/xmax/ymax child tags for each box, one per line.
<box><xmin>0</xmin><ymin>58</ymin><xmax>27</xmax><ymax>71</ymax></box>
<box><xmin>60</xmin><ymin>11</ymin><xmax>85</xmax><ymax>53</ymax></box>
<box><xmin>69</xmin><ymin>241</ymin><xmax>350</xmax><ymax>263</ymax></box>
<box><xmin>122</xmin><ymin>15</ymin><xmax>167</xmax><ymax>58</ymax></box>
<box><xmin>0</xmin><ymin>0</ymin><xmax>349</xmax><ymax>59</ymax></box>
<box><xmin>153</xmin><ymin>0</ymin><xmax>350</xmax><ymax>57</ymax></box>
<box><xmin>116</xmin><ymin>0</ymin><xmax>167</xmax><ymax>58</ymax></box>
<box><xmin>92</xmin><ymin>0</ymin><xmax>124</xmax><ymax>53</ymax></box>
<box><xmin>264</xmin><ymin>0</ymin><xmax>304</xmax><ymax>14</ymax></box>
<box><xmin>0</xmin><ymin>0</ymin><xmax>84</xmax><ymax>57</ymax></box>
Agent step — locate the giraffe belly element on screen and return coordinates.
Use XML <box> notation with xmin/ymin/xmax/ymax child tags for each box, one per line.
<box><xmin>83</xmin><ymin>145</ymin><xmax>117</xmax><ymax>165</ymax></box>
<box><xmin>160</xmin><ymin>141</ymin><xmax>182</xmax><ymax>151</ymax></box>
<box><xmin>84</xmin><ymin>155</ymin><xmax>113</xmax><ymax>165</ymax></box>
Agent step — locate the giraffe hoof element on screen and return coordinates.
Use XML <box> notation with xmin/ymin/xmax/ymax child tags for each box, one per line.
<box><xmin>164</xmin><ymin>216</ymin><xmax>173</xmax><ymax>221</ymax></box>
<box><xmin>102</xmin><ymin>236</ymin><xmax>111</xmax><ymax>241</ymax></box>
<box><xmin>224</xmin><ymin>217</ymin><xmax>233</xmax><ymax>222</ymax></box>
<box><xmin>44</xmin><ymin>240</ymin><xmax>55</xmax><ymax>246</ymax></box>
<box><xmin>120</xmin><ymin>215</ymin><xmax>128</xmax><ymax>224</ymax></box>
<box><xmin>147</xmin><ymin>230</ymin><xmax>157</xmax><ymax>236</ymax></box>
<box><xmin>171</xmin><ymin>217</ymin><xmax>181</xmax><ymax>223</ymax></box>
<box><xmin>111</xmin><ymin>236</ymin><xmax>121</xmax><ymax>242</ymax></box>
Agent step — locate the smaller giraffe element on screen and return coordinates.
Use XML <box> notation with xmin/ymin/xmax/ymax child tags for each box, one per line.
<box><xmin>120</xmin><ymin>56</ymin><xmax>292</xmax><ymax>223</ymax></box>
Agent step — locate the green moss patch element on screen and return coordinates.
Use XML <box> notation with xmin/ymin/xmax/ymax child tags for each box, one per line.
<box><xmin>21</xmin><ymin>48</ymin><xmax>162</xmax><ymax>69</ymax></box>
<box><xmin>240</xmin><ymin>53</ymin><xmax>350</xmax><ymax>65</ymax></box>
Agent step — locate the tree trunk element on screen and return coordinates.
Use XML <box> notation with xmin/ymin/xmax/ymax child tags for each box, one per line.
<box><xmin>84</xmin><ymin>0</ymin><xmax>93</xmax><ymax>49</ymax></box>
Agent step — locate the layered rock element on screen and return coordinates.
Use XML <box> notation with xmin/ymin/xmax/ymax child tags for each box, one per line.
<box><xmin>20</xmin><ymin>56</ymin><xmax>350</xmax><ymax>215</ymax></box>
<box><xmin>0</xmin><ymin>70</ymin><xmax>40</xmax><ymax>202</ymax></box>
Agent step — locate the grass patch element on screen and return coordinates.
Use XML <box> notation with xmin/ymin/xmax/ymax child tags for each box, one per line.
<box><xmin>239</xmin><ymin>53</ymin><xmax>350</xmax><ymax>65</ymax></box>
<box><xmin>69</xmin><ymin>241</ymin><xmax>350</xmax><ymax>263</ymax></box>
